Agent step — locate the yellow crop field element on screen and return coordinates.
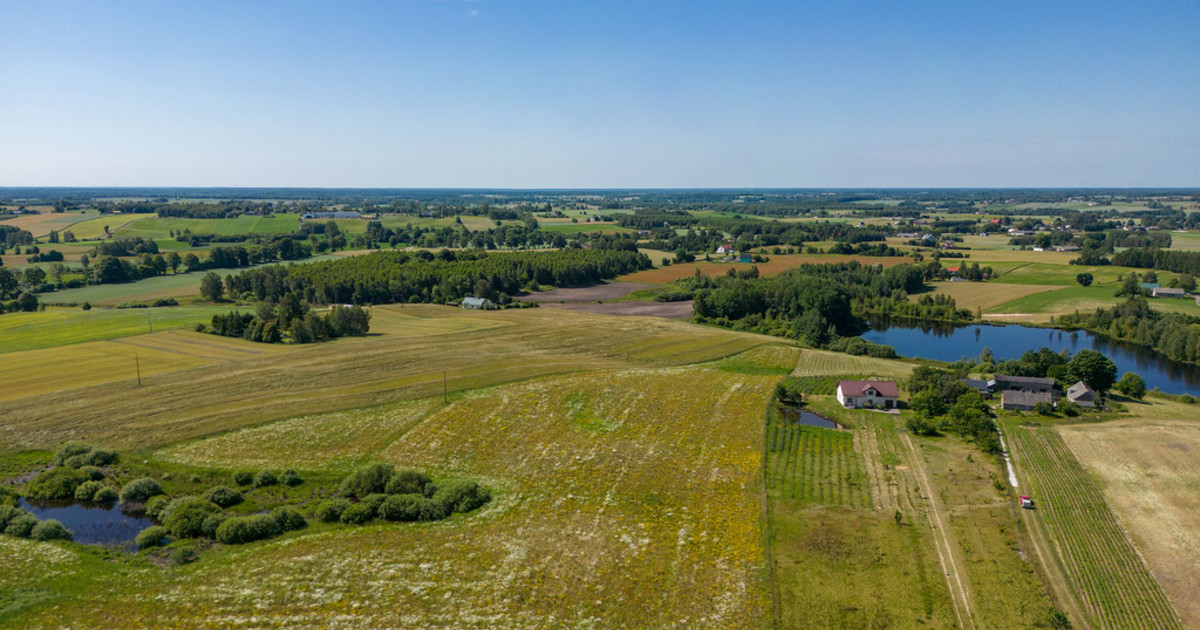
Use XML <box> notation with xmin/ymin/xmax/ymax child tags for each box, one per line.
<box><xmin>1059</xmin><ymin>417</ymin><xmax>1200</xmax><ymax>628</ymax></box>
<box><xmin>17</xmin><ymin>366</ymin><xmax>777</xmax><ymax>629</ymax></box>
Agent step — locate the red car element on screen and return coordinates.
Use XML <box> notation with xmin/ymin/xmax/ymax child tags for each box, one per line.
<box><xmin>1020</xmin><ymin>495</ymin><xmax>1035</xmax><ymax>509</ymax></box>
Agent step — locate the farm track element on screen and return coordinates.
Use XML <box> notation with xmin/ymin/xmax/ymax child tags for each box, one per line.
<box><xmin>898</xmin><ymin>431</ymin><xmax>976</xmax><ymax>630</ymax></box>
<box><xmin>1007</xmin><ymin>424</ymin><xmax>1183</xmax><ymax>630</ymax></box>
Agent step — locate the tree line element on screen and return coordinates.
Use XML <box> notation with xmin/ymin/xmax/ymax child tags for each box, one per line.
<box><xmin>220</xmin><ymin>247</ymin><xmax>651</xmax><ymax>305</ymax></box>
<box><xmin>688</xmin><ymin>261</ymin><xmax>968</xmax><ymax>351</ymax></box>
<box><xmin>1058</xmin><ymin>298</ymin><xmax>1200</xmax><ymax>365</ymax></box>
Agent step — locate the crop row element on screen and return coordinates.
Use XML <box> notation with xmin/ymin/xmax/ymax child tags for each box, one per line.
<box><xmin>766</xmin><ymin>420</ymin><xmax>870</xmax><ymax>508</ymax></box>
<box><xmin>1009</xmin><ymin>424</ymin><xmax>1182</xmax><ymax>630</ymax></box>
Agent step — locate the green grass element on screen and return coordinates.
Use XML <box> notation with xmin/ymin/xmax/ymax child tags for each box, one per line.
<box><xmin>0</xmin><ymin>306</ymin><xmax>252</xmax><ymax>353</ymax></box>
<box><xmin>114</xmin><ymin>214</ymin><xmax>306</xmax><ymax>238</ymax></box>
<box><xmin>39</xmin><ymin>255</ymin><xmax>339</xmax><ymax>306</ymax></box>
<box><xmin>991</xmin><ymin>285</ymin><xmax>1199</xmax><ymax>316</ymax></box>
<box><xmin>766</xmin><ymin>419</ymin><xmax>870</xmax><ymax>506</ymax></box>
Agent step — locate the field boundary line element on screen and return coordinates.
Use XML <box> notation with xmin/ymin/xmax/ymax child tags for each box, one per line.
<box><xmin>761</xmin><ymin>405</ymin><xmax>782</xmax><ymax>630</ymax></box>
<box><xmin>898</xmin><ymin>430</ymin><xmax>975</xmax><ymax>630</ymax></box>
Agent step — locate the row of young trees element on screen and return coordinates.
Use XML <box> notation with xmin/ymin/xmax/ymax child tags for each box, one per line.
<box><xmin>220</xmin><ymin>247</ymin><xmax>651</xmax><ymax>305</ymax></box>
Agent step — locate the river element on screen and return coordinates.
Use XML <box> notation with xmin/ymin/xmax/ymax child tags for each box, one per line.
<box><xmin>861</xmin><ymin>318</ymin><xmax>1200</xmax><ymax>396</ymax></box>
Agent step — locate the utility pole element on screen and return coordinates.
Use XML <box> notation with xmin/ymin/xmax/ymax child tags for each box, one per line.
<box><xmin>135</xmin><ymin>355</ymin><xmax>141</xmax><ymax>386</ymax></box>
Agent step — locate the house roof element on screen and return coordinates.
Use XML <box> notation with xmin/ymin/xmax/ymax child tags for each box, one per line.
<box><xmin>460</xmin><ymin>297</ymin><xmax>491</xmax><ymax>307</ymax></box>
<box><xmin>1003</xmin><ymin>390</ymin><xmax>1053</xmax><ymax>406</ymax></box>
<box><xmin>992</xmin><ymin>374</ymin><xmax>1056</xmax><ymax>387</ymax></box>
<box><xmin>1066</xmin><ymin>381</ymin><xmax>1096</xmax><ymax>401</ymax></box>
<box><xmin>960</xmin><ymin>378</ymin><xmax>990</xmax><ymax>390</ymax></box>
<box><xmin>1154</xmin><ymin>287</ymin><xmax>1185</xmax><ymax>296</ymax></box>
<box><xmin>838</xmin><ymin>380</ymin><xmax>899</xmax><ymax>398</ymax></box>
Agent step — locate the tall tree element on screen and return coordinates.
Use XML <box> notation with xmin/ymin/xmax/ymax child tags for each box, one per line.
<box><xmin>200</xmin><ymin>271</ymin><xmax>224</xmax><ymax>301</ymax></box>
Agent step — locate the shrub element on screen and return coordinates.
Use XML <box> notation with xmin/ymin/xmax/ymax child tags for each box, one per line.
<box><xmin>252</xmin><ymin>470</ymin><xmax>278</xmax><ymax>488</ymax></box>
<box><xmin>1115</xmin><ymin>372</ymin><xmax>1147</xmax><ymax>399</ymax></box>
<box><xmin>53</xmin><ymin>441</ymin><xmax>93</xmax><ymax>466</ymax></box>
<box><xmin>25</xmin><ymin>467</ymin><xmax>90</xmax><ymax>500</ymax></box>
<box><xmin>360</xmin><ymin>493</ymin><xmax>388</xmax><ymax>516</ymax></box>
<box><xmin>0</xmin><ymin>505</ymin><xmax>25</xmax><ymax>530</ymax></box>
<box><xmin>0</xmin><ymin>487</ymin><xmax>18</xmax><ymax>508</ymax></box>
<box><xmin>78</xmin><ymin>466</ymin><xmax>105</xmax><ymax>481</ymax></box>
<box><xmin>82</xmin><ymin>449</ymin><xmax>117</xmax><ymax>466</ymax></box>
<box><xmin>1033</xmin><ymin>402</ymin><xmax>1056</xmax><ymax>416</ymax></box>
<box><xmin>169</xmin><ymin>544</ymin><xmax>199</xmax><ymax>565</ymax></box>
<box><xmin>271</xmin><ymin>506</ymin><xmax>307</xmax><ymax>532</ymax></box>
<box><xmin>161</xmin><ymin>498</ymin><xmax>222</xmax><ymax>539</ymax></box>
<box><xmin>378</xmin><ymin>495</ymin><xmax>422</xmax><ymax>521</ymax></box>
<box><xmin>188</xmin><ymin>475</ymin><xmax>202</xmax><ymax>484</ymax></box>
<box><xmin>135</xmin><ymin>525</ymin><xmax>168</xmax><ymax>549</ymax></box>
<box><xmin>417</xmin><ymin>498</ymin><xmax>450</xmax><ymax>521</ymax></box>
<box><xmin>385</xmin><ymin>470</ymin><xmax>431</xmax><ymax>496</ymax></box>
<box><xmin>339</xmin><ymin>463</ymin><xmax>394</xmax><ymax>498</ymax></box>
<box><xmin>432</xmin><ymin>480</ymin><xmax>492</xmax><ymax>514</ymax></box>
<box><xmin>339</xmin><ymin>503</ymin><xmax>374</xmax><ymax>525</ymax></box>
<box><xmin>119</xmin><ymin>478</ymin><xmax>163</xmax><ymax>506</ymax></box>
<box><xmin>94</xmin><ymin>487</ymin><xmax>118</xmax><ymax>503</ymax></box>
<box><xmin>216</xmin><ymin>514</ymin><xmax>281</xmax><ymax>544</ymax></box>
<box><xmin>280</xmin><ymin>469</ymin><xmax>303</xmax><ymax>487</ymax></box>
<box><xmin>5</xmin><ymin>514</ymin><xmax>37</xmax><ymax>538</ymax></box>
<box><xmin>204</xmin><ymin>486</ymin><xmax>244</xmax><ymax>508</ymax></box>
<box><xmin>200</xmin><ymin>513</ymin><xmax>227</xmax><ymax>539</ymax></box>
<box><xmin>144</xmin><ymin>495</ymin><xmax>170</xmax><ymax>519</ymax></box>
<box><xmin>315</xmin><ymin>499</ymin><xmax>351</xmax><ymax>523</ymax></box>
<box><xmin>233</xmin><ymin>471</ymin><xmax>254</xmax><ymax>486</ymax></box>
<box><xmin>30</xmin><ymin>519</ymin><xmax>73</xmax><ymax>542</ymax></box>
<box><xmin>74</xmin><ymin>481</ymin><xmax>103</xmax><ymax>502</ymax></box>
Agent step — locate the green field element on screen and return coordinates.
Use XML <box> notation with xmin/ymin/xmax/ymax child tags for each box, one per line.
<box><xmin>39</xmin><ymin>255</ymin><xmax>339</xmax><ymax>306</ymax></box>
<box><xmin>0</xmin><ymin>306</ymin><xmax>252</xmax><ymax>353</ymax></box>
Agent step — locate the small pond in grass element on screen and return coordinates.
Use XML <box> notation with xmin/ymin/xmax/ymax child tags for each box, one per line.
<box><xmin>19</xmin><ymin>498</ymin><xmax>155</xmax><ymax>548</ymax></box>
<box><xmin>785</xmin><ymin>409</ymin><xmax>843</xmax><ymax>430</ymax></box>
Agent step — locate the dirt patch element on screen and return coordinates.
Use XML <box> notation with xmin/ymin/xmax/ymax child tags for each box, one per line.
<box><xmin>536</xmin><ymin>300</ymin><xmax>693</xmax><ymax>319</ymax></box>
<box><xmin>518</xmin><ymin>282</ymin><xmax>652</xmax><ymax>303</ymax></box>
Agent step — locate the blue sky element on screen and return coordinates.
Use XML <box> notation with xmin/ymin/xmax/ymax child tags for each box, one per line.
<box><xmin>1</xmin><ymin>0</ymin><xmax>1197</xmax><ymax>187</ymax></box>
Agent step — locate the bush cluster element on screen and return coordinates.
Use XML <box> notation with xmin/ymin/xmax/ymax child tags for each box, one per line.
<box><xmin>329</xmin><ymin>465</ymin><xmax>490</xmax><ymax>526</ymax></box>
<box><xmin>204</xmin><ymin>486</ymin><xmax>244</xmax><ymax>508</ymax></box>
<box><xmin>135</xmin><ymin>525</ymin><xmax>168</xmax><ymax>549</ymax></box>
<box><xmin>216</xmin><ymin>514</ymin><xmax>281</xmax><ymax>544</ymax></box>
<box><xmin>119</xmin><ymin>478</ymin><xmax>164</xmax><ymax>507</ymax></box>
<box><xmin>53</xmin><ymin>441</ymin><xmax>118</xmax><ymax>468</ymax></box>
<box><xmin>25</xmin><ymin>467</ymin><xmax>91</xmax><ymax>500</ymax></box>
<box><xmin>0</xmin><ymin>506</ymin><xmax>73</xmax><ymax>541</ymax></box>
<box><xmin>161</xmin><ymin>498</ymin><xmax>222</xmax><ymax>538</ymax></box>
<box><xmin>233</xmin><ymin>471</ymin><xmax>254</xmax><ymax>486</ymax></box>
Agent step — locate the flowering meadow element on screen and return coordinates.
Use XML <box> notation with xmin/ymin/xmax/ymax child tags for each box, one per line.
<box><xmin>9</xmin><ymin>365</ymin><xmax>777</xmax><ymax>628</ymax></box>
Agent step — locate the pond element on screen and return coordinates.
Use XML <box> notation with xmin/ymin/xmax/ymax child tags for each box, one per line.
<box><xmin>862</xmin><ymin>318</ymin><xmax>1200</xmax><ymax>395</ymax></box>
<box><xmin>19</xmin><ymin>498</ymin><xmax>156</xmax><ymax>548</ymax></box>
<box><xmin>784</xmin><ymin>409</ymin><xmax>844</xmax><ymax>430</ymax></box>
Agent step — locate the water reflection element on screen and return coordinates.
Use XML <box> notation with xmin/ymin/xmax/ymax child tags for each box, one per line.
<box><xmin>19</xmin><ymin>498</ymin><xmax>155</xmax><ymax>548</ymax></box>
<box><xmin>863</xmin><ymin>317</ymin><xmax>1200</xmax><ymax>395</ymax></box>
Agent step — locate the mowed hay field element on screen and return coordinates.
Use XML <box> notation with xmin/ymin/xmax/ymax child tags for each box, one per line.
<box><xmin>0</xmin><ymin>305</ymin><xmax>775</xmax><ymax>451</ymax></box>
<box><xmin>1059</xmin><ymin>412</ymin><xmax>1200</xmax><ymax>628</ymax></box>
<box><xmin>12</xmin><ymin>365</ymin><xmax>778</xmax><ymax>629</ymax></box>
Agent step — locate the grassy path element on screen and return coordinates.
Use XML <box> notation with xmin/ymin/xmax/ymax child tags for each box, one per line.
<box><xmin>898</xmin><ymin>431</ymin><xmax>976</xmax><ymax>630</ymax></box>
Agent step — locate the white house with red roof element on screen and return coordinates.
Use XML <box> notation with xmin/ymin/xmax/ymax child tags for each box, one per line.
<box><xmin>836</xmin><ymin>380</ymin><xmax>899</xmax><ymax>410</ymax></box>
